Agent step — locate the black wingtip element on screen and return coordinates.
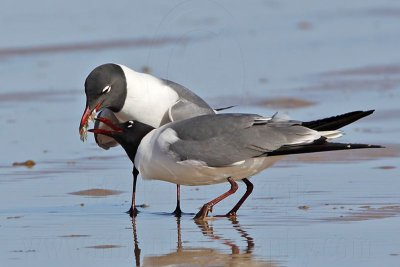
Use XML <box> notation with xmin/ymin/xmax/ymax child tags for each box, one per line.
<box><xmin>265</xmin><ymin>142</ymin><xmax>383</xmax><ymax>157</ymax></box>
<box><xmin>344</xmin><ymin>143</ymin><xmax>383</xmax><ymax>149</ymax></box>
<box><xmin>215</xmin><ymin>105</ymin><xmax>236</xmax><ymax>111</ymax></box>
<box><xmin>364</xmin><ymin>109</ymin><xmax>375</xmax><ymax>115</ymax></box>
<box><xmin>302</xmin><ymin>110</ymin><xmax>376</xmax><ymax>131</ymax></box>
<box><xmin>366</xmin><ymin>144</ymin><xmax>384</xmax><ymax>149</ymax></box>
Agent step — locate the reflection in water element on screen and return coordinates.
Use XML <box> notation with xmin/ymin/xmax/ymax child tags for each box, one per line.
<box><xmin>132</xmin><ymin>217</ymin><xmax>141</xmax><ymax>267</ymax></box>
<box><xmin>131</xmin><ymin>217</ymin><xmax>277</xmax><ymax>267</ymax></box>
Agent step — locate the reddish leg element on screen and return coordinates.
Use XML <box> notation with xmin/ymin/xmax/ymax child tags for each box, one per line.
<box><xmin>172</xmin><ymin>184</ymin><xmax>182</xmax><ymax>217</ymax></box>
<box><xmin>194</xmin><ymin>177</ymin><xmax>238</xmax><ymax>220</ymax></box>
<box><xmin>225</xmin><ymin>178</ymin><xmax>253</xmax><ymax>217</ymax></box>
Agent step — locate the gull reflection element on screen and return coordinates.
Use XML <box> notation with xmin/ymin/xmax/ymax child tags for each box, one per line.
<box><xmin>131</xmin><ymin>217</ymin><xmax>277</xmax><ymax>267</ymax></box>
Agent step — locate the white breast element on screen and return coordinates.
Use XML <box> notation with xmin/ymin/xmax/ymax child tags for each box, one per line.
<box><xmin>115</xmin><ymin>65</ymin><xmax>179</xmax><ymax>127</ymax></box>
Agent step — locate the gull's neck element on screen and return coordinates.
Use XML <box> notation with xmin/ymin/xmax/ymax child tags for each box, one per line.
<box><xmin>115</xmin><ymin>65</ymin><xmax>179</xmax><ymax>127</ymax></box>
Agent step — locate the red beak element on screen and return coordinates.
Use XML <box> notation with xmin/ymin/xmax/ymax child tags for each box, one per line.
<box><xmin>94</xmin><ymin>117</ymin><xmax>123</xmax><ymax>131</ymax></box>
<box><xmin>79</xmin><ymin>101</ymin><xmax>103</xmax><ymax>139</ymax></box>
<box><xmin>88</xmin><ymin>128</ymin><xmax>115</xmax><ymax>136</ymax></box>
<box><xmin>79</xmin><ymin>105</ymin><xmax>91</xmax><ymax>129</ymax></box>
<box><xmin>88</xmin><ymin>117</ymin><xmax>123</xmax><ymax>136</ymax></box>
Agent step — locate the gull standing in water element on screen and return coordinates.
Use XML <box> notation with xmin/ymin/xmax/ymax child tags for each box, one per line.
<box><xmin>89</xmin><ymin>110</ymin><xmax>381</xmax><ymax>220</ymax></box>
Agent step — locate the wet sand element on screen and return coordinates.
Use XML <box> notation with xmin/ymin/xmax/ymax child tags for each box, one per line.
<box><xmin>208</xmin><ymin>96</ymin><xmax>316</xmax><ymax>109</ymax></box>
<box><xmin>69</xmin><ymin>189</ymin><xmax>124</xmax><ymax>197</ymax></box>
<box><xmin>1</xmin><ymin>1</ymin><xmax>400</xmax><ymax>267</ymax></box>
<box><xmin>325</xmin><ymin>205</ymin><xmax>400</xmax><ymax>222</ymax></box>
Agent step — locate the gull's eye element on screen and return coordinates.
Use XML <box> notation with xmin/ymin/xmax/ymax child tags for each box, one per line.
<box><xmin>102</xmin><ymin>85</ymin><xmax>111</xmax><ymax>94</ymax></box>
<box><xmin>127</xmin><ymin>120</ymin><xmax>134</xmax><ymax>128</ymax></box>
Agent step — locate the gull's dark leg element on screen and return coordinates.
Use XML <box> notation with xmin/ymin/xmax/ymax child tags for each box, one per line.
<box><xmin>172</xmin><ymin>184</ymin><xmax>182</xmax><ymax>217</ymax></box>
<box><xmin>225</xmin><ymin>178</ymin><xmax>253</xmax><ymax>217</ymax></box>
<box><xmin>194</xmin><ymin>177</ymin><xmax>238</xmax><ymax>220</ymax></box>
<box><xmin>128</xmin><ymin>167</ymin><xmax>139</xmax><ymax>217</ymax></box>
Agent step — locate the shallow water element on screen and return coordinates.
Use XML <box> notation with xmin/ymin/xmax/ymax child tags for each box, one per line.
<box><xmin>1</xmin><ymin>1</ymin><xmax>400</xmax><ymax>266</ymax></box>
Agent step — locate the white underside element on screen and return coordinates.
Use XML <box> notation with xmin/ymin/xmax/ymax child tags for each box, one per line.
<box><xmin>135</xmin><ymin>128</ymin><xmax>283</xmax><ymax>186</ymax></box>
<box><xmin>134</xmin><ymin>119</ymin><xmax>344</xmax><ymax>186</ymax></box>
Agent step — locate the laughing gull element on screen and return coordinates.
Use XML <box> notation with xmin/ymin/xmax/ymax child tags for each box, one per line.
<box><xmin>79</xmin><ymin>63</ymin><xmax>217</xmax><ymax>216</ymax></box>
<box><xmin>88</xmin><ymin>110</ymin><xmax>381</xmax><ymax>220</ymax></box>
<box><xmin>79</xmin><ymin>63</ymin><xmax>216</xmax><ymax>142</ymax></box>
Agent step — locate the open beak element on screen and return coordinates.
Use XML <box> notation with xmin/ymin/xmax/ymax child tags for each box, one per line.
<box><xmin>79</xmin><ymin>101</ymin><xmax>103</xmax><ymax>141</ymax></box>
<box><xmin>94</xmin><ymin>117</ymin><xmax>123</xmax><ymax>131</ymax></box>
<box><xmin>88</xmin><ymin>128</ymin><xmax>114</xmax><ymax>136</ymax></box>
<box><xmin>88</xmin><ymin>117</ymin><xmax>123</xmax><ymax>136</ymax></box>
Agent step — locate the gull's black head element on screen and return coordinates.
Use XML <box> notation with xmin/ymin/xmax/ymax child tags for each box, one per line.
<box><xmin>109</xmin><ymin>120</ymin><xmax>155</xmax><ymax>150</ymax></box>
<box><xmin>88</xmin><ymin>117</ymin><xmax>154</xmax><ymax>162</ymax></box>
<box><xmin>85</xmin><ymin>64</ymin><xmax>127</xmax><ymax>113</ymax></box>
<box><xmin>80</xmin><ymin>63</ymin><xmax>127</xmax><ymax>139</ymax></box>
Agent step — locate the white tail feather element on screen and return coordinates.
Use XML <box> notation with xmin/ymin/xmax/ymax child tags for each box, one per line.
<box><xmin>319</xmin><ymin>130</ymin><xmax>343</xmax><ymax>140</ymax></box>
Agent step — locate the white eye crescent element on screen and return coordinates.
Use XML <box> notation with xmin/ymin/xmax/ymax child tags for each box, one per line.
<box><xmin>102</xmin><ymin>85</ymin><xmax>111</xmax><ymax>94</ymax></box>
<box><xmin>127</xmin><ymin>120</ymin><xmax>134</xmax><ymax>128</ymax></box>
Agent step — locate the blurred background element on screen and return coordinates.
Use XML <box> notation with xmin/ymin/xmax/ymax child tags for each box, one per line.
<box><xmin>1</xmin><ymin>1</ymin><xmax>399</xmax><ymax>267</ymax></box>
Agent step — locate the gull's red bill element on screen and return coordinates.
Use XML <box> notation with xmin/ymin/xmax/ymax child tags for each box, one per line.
<box><xmin>94</xmin><ymin>117</ymin><xmax>123</xmax><ymax>132</ymax></box>
<box><xmin>79</xmin><ymin>102</ymin><xmax>103</xmax><ymax>141</ymax></box>
<box><xmin>88</xmin><ymin>117</ymin><xmax>123</xmax><ymax>136</ymax></box>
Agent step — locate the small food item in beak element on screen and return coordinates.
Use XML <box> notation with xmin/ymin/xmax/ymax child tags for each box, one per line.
<box><xmin>80</xmin><ymin>123</ymin><xmax>88</xmax><ymax>141</ymax></box>
<box><xmin>79</xmin><ymin>109</ymin><xmax>97</xmax><ymax>141</ymax></box>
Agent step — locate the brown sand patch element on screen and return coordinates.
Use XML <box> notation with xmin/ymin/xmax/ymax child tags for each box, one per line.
<box><xmin>69</xmin><ymin>188</ymin><xmax>123</xmax><ymax>197</ymax></box>
<box><xmin>323</xmin><ymin>65</ymin><xmax>400</xmax><ymax>76</ymax></box>
<box><xmin>86</xmin><ymin>245</ymin><xmax>123</xmax><ymax>249</ymax></box>
<box><xmin>374</xmin><ymin>165</ymin><xmax>396</xmax><ymax>170</ymax></box>
<box><xmin>0</xmin><ymin>36</ymin><xmax>205</xmax><ymax>59</ymax></box>
<box><xmin>12</xmin><ymin>160</ymin><xmax>36</xmax><ymax>168</ymax></box>
<box><xmin>209</xmin><ymin>95</ymin><xmax>315</xmax><ymax>109</ymax></box>
<box><xmin>300</xmin><ymin>79</ymin><xmax>400</xmax><ymax>92</ymax></box>
<box><xmin>256</xmin><ymin>97</ymin><xmax>315</xmax><ymax>109</ymax></box>
<box><xmin>325</xmin><ymin>205</ymin><xmax>400</xmax><ymax>222</ymax></box>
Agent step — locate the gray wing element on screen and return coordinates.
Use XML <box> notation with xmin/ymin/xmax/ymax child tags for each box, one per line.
<box><xmin>162</xmin><ymin>79</ymin><xmax>213</xmax><ymax>110</ymax></box>
<box><xmin>93</xmin><ymin>109</ymin><xmax>120</xmax><ymax>149</ymax></box>
<box><xmin>168</xmin><ymin>99</ymin><xmax>215</xmax><ymax>122</ymax></box>
<box><xmin>160</xmin><ymin>79</ymin><xmax>215</xmax><ymax>124</ymax></box>
<box><xmin>166</xmin><ymin>114</ymin><xmax>321</xmax><ymax>167</ymax></box>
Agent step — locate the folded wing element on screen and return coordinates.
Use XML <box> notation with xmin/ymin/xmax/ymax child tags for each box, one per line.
<box><xmin>166</xmin><ymin>114</ymin><xmax>326</xmax><ymax>167</ymax></box>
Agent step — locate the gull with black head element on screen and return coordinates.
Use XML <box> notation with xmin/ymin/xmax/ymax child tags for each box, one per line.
<box><xmin>89</xmin><ymin>110</ymin><xmax>381</xmax><ymax>220</ymax></box>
